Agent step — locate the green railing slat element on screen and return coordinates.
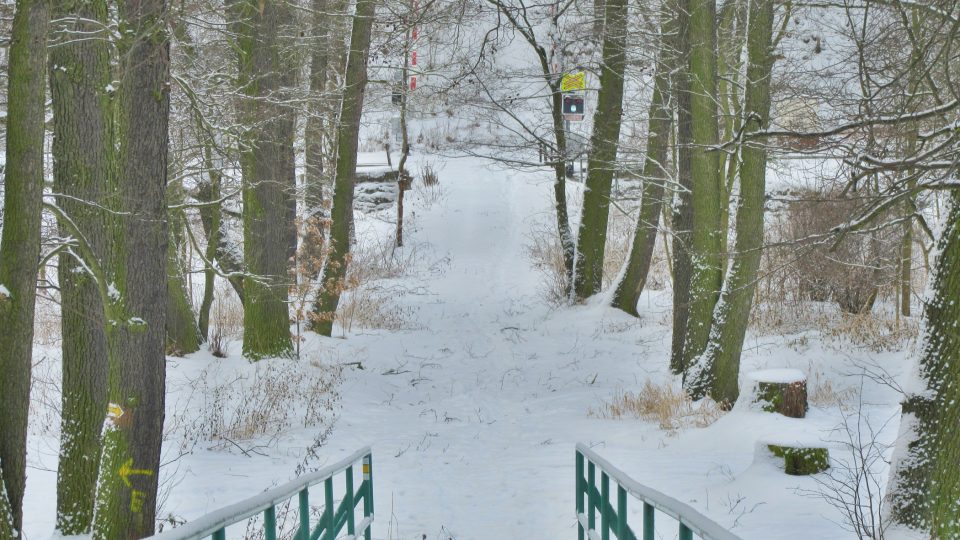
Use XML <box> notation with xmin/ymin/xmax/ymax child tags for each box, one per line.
<box><xmin>601</xmin><ymin>472</ymin><xmax>610</xmax><ymax>540</ymax></box>
<box><xmin>643</xmin><ymin>502</ymin><xmax>654</xmax><ymax>540</ymax></box>
<box><xmin>346</xmin><ymin>465</ymin><xmax>356</xmax><ymax>534</ymax></box>
<box><xmin>617</xmin><ymin>486</ymin><xmax>627</xmax><ymax>539</ymax></box>
<box><xmin>324</xmin><ymin>477</ymin><xmax>335</xmax><ymax>540</ymax></box>
<box><xmin>212</xmin><ymin>529</ymin><xmax>225</xmax><ymax>540</ymax></box>
<box><xmin>587</xmin><ymin>462</ymin><xmax>596</xmax><ymax>531</ymax></box>
<box><xmin>363</xmin><ymin>454</ymin><xmax>373</xmax><ymax>540</ymax></box>
<box><xmin>299</xmin><ymin>488</ymin><xmax>310</xmax><ymax>540</ymax></box>
<box><xmin>680</xmin><ymin>523</ymin><xmax>693</xmax><ymax>540</ymax></box>
<box><xmin>576</xmin><ymin>451</ymin><xmax>585</xmax><ymax>540</ymax></box>
<box><xmin>264</xmin><ymin>506</ymin><xmax>277</xmax><ymax>540</ymax></box>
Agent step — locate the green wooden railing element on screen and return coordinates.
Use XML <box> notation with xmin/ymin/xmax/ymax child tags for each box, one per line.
<box><xmin>149</xmin><ymin>446</ymin><xmax>373</xmax><ymax>540</ymax></box>
<box><xmin>576</xmin><ymin>443</ymin><xmax>742</xmax><ymax>540</ymax></box>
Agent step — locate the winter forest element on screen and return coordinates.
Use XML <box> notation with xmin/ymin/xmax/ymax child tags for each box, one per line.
<box><xmin>0</xmin><ymin>0</ymin><xmax>958</xmax><ymax>537</ymax></box>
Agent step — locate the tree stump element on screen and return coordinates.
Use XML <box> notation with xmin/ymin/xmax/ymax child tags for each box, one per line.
<box><xmin>746</xmin><ymin>369</ymin><xmax>808</xmax><ymax>418</ymax></box>
<box><xmin>767</xmin><ymin>444</ymin><xmax>830</xmax><ymax>475</ymax></box>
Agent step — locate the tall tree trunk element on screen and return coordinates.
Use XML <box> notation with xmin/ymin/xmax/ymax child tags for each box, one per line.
<box><xmin>547</xmin><ymin>83</ymin><xmax>575</xmax><ymax>293</ymax></box>
<box><xmin>396</xmin><ymin>20</ymin><xmax>412</xmax><ymax>247</ymax></box>
<box><xmin>196</xmin><ymin>155</ymin><xmax>222</xmax><ymax>341</ymax></box>
<box><xmin>305</xmin><ymin>0</ymin><xmax>331</xmax><ymax>217</ymax></box>
<box><xmin>686</xmin><ymin>0</ymin><xmax>776</xmax><ymax>405</ymax></box>
<box><xmin>572</xmin><ymin>0</ymin><xmax>628</xmax><ymax>300</ymax></box>
<box><xmin>887</xmin><ymin>191</ymin><xmax>960</xmax><ymax>537</ymax></box>
<box><xmin>233</xmin><ymin>0</ymin><xmax>298</xmax><ymax>358</ymax></box>
<box><xmin>48</xmin><ymin>0</ymin><xmax>113</xmax><ymax>532</ymax></box>
<box><xmin>165</xmin><ymin>195</ymin><xmax>202</xmax><ymax>355</ymax></box>
<box><xmin>196</xmin><ymin>162</ymin><xmax>246</xmax><ymax>309</ymax></box>
<box><xmin>611</xmin><ymin>17</ymin><xmax>674</xmax><ymax>316</ymax></box>
<box><xmin>0</xmin><ymin>0</ymin><xmax>48</xmax><ymax>532</ymax></box>
<box><xmin>669</xmin><ymin>0</ymin><xmax>694</xmax><ymax>374</ymax></box>
<box><xmin>679</xmin><ymin>0</ymin><xmax>723</xmax><ymax>386</ymax></box>
<box><xmin>91</xmin><ymin>0</ymin><xmax>169</xmax><ymax>533</ymax></box>
<box><xmin>311</xmin><ymin>0</ymin><xmax>378</xmax><ymax>336</ymax></box>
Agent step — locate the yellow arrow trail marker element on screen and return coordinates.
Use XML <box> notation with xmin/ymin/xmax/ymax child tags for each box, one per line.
<box><xmin>119</xmin><ymin>458</ymin><xmax>154</xmax><ymax>488</ymax></box>
<box><xmin>107</xmin><ymin>403</ymin><xmax>124</xmax><ymax>420</ymax></box>
<box><xmin>561</xmin><ymin>72</ymin><xmax>586</xmax><ymax>92</ymax></box>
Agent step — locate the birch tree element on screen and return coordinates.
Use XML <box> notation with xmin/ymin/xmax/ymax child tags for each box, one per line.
<box><xmin>311</xmin><ymin>0</ymin><xmax>379</xmax><ymax>335</ymax></box>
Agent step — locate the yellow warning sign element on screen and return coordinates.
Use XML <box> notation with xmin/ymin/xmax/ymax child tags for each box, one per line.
<box><xmin>560</xmin><ymin>72</ymin><xmax>586</xmax><ymax>92</ymax></box>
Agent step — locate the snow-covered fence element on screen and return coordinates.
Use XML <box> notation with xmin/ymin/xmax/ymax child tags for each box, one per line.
<box><xmin>576</xmin><ymin>443</ymin><xmax>741</xmax><ymax>540</ymax></box>
<box><xmin>148</xmin><ymin>446</ymin><xmax>373</xmax><ymax>540</ymax></box>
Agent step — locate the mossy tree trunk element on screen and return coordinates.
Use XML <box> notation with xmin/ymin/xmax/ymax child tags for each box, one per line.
<box><xmin>888</xmin><ymin>192</ymin><xmax>960</xmax><ymax>537</ymax></box>
<box><xmin>311</xmin><ymin>0</ymin><xmax>378</xmax><ymax>335</ymax></box>
<box><xmin>611</xmin><ymin>13</ymin><xmax>674</xmax><ymax>316</ymax></box>
<box><xmin>669</xmin><ymin>0</ymin><xmax>694</xmax><ymax>375</ymax></box>
<box><xmin>165</xmin><ymin>187</ymin><xmax>202</xmax><ymax>355</ymax></box>
<box><xmin>90</xmin><ymin>0</ymin><xmax>169</xmax><ymax>533</ymax></box>
<box><xmin>48</xmin><ymin>0</ymin><xmax>113</xmax><ymax>532</ymax></box>
<box><xmin>572</xmin><ymin>0</ymin><xmax>628</xmax><ymax>301</ymax></box>
<box><xmin>196</xmin><ymin>144</ymin><xmax>223</xmax><ymax>341</ymax></box>
<box><xmin>679</xmin><ymin>0</ymin><xmax>723</xmax><ymax>389</ymax></box>
<box><xmin>232</xmin><ymin>0</ymin><xmax>298</xmax><ymax>358</ymax></box>
<box><xmin>687</xmin><ymin>0</ymin><xmax>777</xmax><ymax>405</ymax></box>
<box><xmin>0</xmin><ymin>0</ymin><xmax>48</xmax><ymax>532</ymax></box>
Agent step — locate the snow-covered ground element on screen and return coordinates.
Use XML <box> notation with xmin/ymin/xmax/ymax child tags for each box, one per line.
<box><xmin>24</xmin><ymin>154</ymin><xmax>911</xmax><ymax>539</ymax></box>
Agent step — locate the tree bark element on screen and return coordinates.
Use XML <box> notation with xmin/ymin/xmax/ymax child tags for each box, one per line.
<box><xmin>48</xmin><ymin>0</ymin><xmax>113</xmax><ymax>532</ymax></box>
<box><xmin>888</xmin><ymin>192</ymin><xmax>960</xmax><ymax>537</ymax></box>
<box><xmin>572</xmin><ymin>0</ymin><xmax>628</xmax><ymax>300</ymax></box>
<box><xmin>396</xmin><ymin>21</ymin><xmax>413</xmax><ymax>248</ymax></box>
<box><xmin>669</xmin><ymin>0</ymin><xmax>694</xmax><ymax>374</ymax></box>
<box><xmin>0</xmin><ymin>0</ymin><xmax>47</xmax><ymax>532</ymax></box>
<box><xmin>679</xmin><ymin>0</ymin><xmax>723</xmax><ymax>388</ymax></box>
<box><xmin>305</xmin><ymin>0</ymin><xmax>331</xmax><ymax>217</ymax></box>
<box><xmin>91</xmin><ymin>0</ymin><xmax>169</xmax><ymax>533</ymax></box>
<box><xmin>611</xmin><ymin>16</ymin><xmax>674</xmax><ymax>316</ymax></box>
<box><xmin>687</xmin><ymin>0</ymin><xmax>776</xmax><ymax>405</ymax></box>
<box><xmin>311</xmin><ymin>0</ymin><xmax>378</xmax><ymax>335</ymax></box>
<box><xmin>232</xmin><ymin>0</ymin><xmax>298</xmax><ymax>358</ymax></box>
<box><xmin>165</xmin><ymin>195</ymin><xmax>201</xmax><ymax>355</ymax></box>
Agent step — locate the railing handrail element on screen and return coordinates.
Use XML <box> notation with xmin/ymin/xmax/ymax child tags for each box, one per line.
<box><xmin>148</xmin><ymin>446</ymin><xmax>372</xmax><ymax>540</ymax></box>
<box><xmin>576</xmin><ymin>443</ymin><xmax>742</xmax><ymax>540</ymax></box>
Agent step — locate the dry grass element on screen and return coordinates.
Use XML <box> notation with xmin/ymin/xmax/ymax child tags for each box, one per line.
<box><xmin>414</xmin><ymin>163</ymin><xmax>444</xmax><ymax>206</ymax></box>
<box><xmin>168</xmin><ymin>357</ymin><xmax>342</xmax><ymax>449</ymax></box>
<box><xmin>808</xmin><ymin>369</ymin><xmax>859</xmax><ymax>409</ymax></box>
<box><xmin>590</xmin><ymin>380</ymin><xmax>724</xmax><ymax>432</ymax></box>
<box><xmin>208</xmin><ymin>282</ymin><xmax>244</xmax><ymax>357</ymax></box>
<box><xmin>334</xmin><ymin>236</ymin><xmax>422</xmax><ymax>333</ymax></box>
<box><xmin>523</xmin><ymin>220</ymin><xmax>570</xmax><ymax>306</ymax></box>
<box><xmin>823</xmin><ymin>312</ymin><xmax>920</xmax><ymax>353</ymax></box>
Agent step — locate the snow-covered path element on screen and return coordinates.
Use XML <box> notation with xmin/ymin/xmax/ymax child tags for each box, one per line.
<box><xmin>287</xmin><ymin>157</ymin><xmax>903</xmax><ymax>539</ymax></box>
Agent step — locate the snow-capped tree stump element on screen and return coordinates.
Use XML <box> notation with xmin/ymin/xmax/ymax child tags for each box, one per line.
<box><xmin>746</xmin><ymin>369</ymin><xmax>808</xmax><ymax>418</ymax></box>
<box><xmin>767</xmin><ymin>444</ymin><xmax>829</xmax><ymax>475</ymax></box>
